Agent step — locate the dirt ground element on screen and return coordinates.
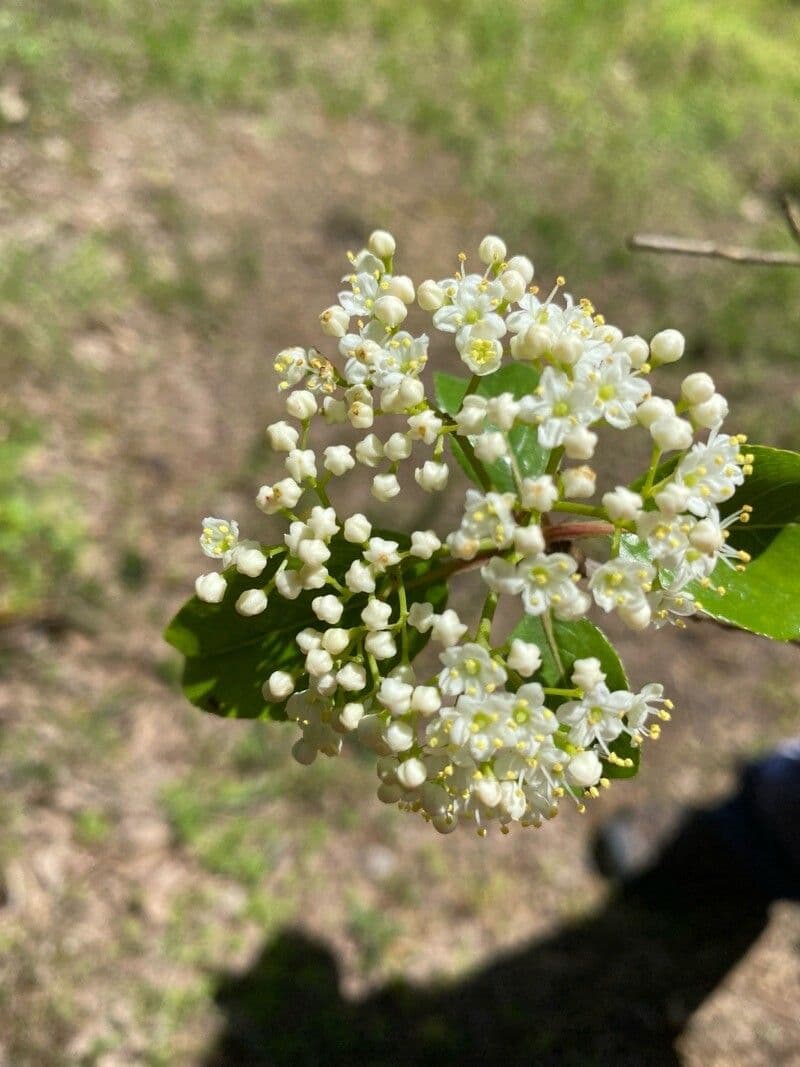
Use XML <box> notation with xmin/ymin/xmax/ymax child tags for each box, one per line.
<box><xmin>2</xmin><ymin>89</ymin><xmax>799</xmax><ymax>1065</ymax></box>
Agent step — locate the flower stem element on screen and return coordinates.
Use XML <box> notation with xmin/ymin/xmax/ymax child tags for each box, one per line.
<box><xmin>642</xmin><ymin>444</ymin><xmax>663</xmax><ymax>497</ymax></box>
<box><xmin>542</xmin><ymin>610</ymin><xmax>565</xmax><ymax>682</ymax></box>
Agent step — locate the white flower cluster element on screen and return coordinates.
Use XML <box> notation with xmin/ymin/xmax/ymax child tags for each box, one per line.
<box><xmin>192</xmin><ymin>231</ymin><xmax>753</xmax><ymax>836</ymax></box>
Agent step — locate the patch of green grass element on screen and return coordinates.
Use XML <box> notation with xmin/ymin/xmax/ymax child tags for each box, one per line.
<box><xmin>346</xmin><ymin>899</ymin><xmax>400</xmax><ymax>972</ymax></box>
<box><xmin>0</xmin><ymin>412</ymin><xmax>83</xmax><ymax>621</ymax></box>
<box><xmin>73</xmin><ymin>807</ymin><xmax>113</xmax><ymax>846</ymax></box>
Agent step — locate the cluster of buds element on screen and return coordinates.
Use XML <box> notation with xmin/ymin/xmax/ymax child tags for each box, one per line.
<box><xmin>192</xmin><ymin>231</ymin><xmax>751</xmax><ymax>835</ymax></box>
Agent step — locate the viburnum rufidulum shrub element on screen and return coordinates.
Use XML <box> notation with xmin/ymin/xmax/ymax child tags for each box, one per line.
<box><xmin>165</xmin><ymin>229</ymin><xmax>800</xmax><ymax>837</ymax></box>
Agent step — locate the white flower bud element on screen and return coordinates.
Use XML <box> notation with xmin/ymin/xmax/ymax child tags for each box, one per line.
<box><xmin>650</xmin><ymin>328</ymin><xmax>685</xmax><ymax>365</ymax></box>
<box><xmin>307</xmin><ymin>506</ymin><xmax>338</xmax><ymax>541</ymax></box>
<box><xmin>367</xmin><ymin>229</ymin><xmax>395</xmax><ymax>258</ymax></box>
<box><xmin>348</xmin><ymin>399</ymin><xmax>374</xmax><ymax>429</ymax></box>
<box><xmin>602</xmin><ymin>486</ymin><xmax>643</xmax><ymax>522</ymax></box>
<box><xmin>339</xmin><ymin>702</ymin><xmax>365</xmax><ymax>731</ymax></box>
<box><xmin>571</xmin><ymin>657</ymin><xmax>604</xmax><ymax>691</ymax></box>
<box><xmin>650</xmin><ymin>415</ymin><xmax>694</xmax><ymax>453</ymax></box>
<box><xmin>379</xmin><ymin>677</ymin><xmax>414</xmax><ymax>716</ymax></box>
<box><xmin>296</xmin><ymin>538</ymin><xmax>330</xmax><ymax>567</ymax></box>
<box><xmin>636</xmin><ymin>396</ymin><xmax>675</xmax><ymax>428</ymax></box>
<box><xmin>344</xmin><ymin>559</ymin><xmax>376</xmax><ymax>594</ymax></box>
<box><xmin>292</xmin><ymin>739</ymin><xmax>317</xmax><ymax>765</ymax></box>
<box><xmin>362</xmin><ymin>598</ymin><xmax>392</xmax><ymax>631</ymax></box>
<box><xmin>567</xmin><ymin>751</ymin><xmax>603</xmax><ymax>789</ymax></box>
<box><xmin>562</xmin><ymin>465</ymin><xmax>596</xmax><ymax>499</ymax></box>
<box><xmin>485</xmin><ymin>393</ymin><xmax>519</xmax><ymax>431</ymax></box>
<box><xmin>479</xmin><ymin>234</ymin><xmax>507</xmax><ymax>265</ymax></box>
<box><xmin>264</xmin><ymin>670</ymin><xmax>295</xmax><ymax>700</ymax></box>
<box><xmin>475</xmin><ymin>778</ymin><xmax>502</xmax><ymax>808</ymax></box>
<box><xmin>322</xmin><ymin>628</ymin><xmax>350</xmax><ymax>655</ymax></box>
<box><xmin>691</xmin><ymin>393</ymin><xmax>728</xmax><ymax>429</ymax></box>
<box><xmin>195</xmin><ymin>572</ymin><xmax>227</xmax><ymax>603</ymax></box>
<box><xmin>499</xmin><ymin>268</ymin><xmax>526</xmax><ymax>302</ymax></box>
<box><xmin>681</xmin><ymin>371</ymin><xmax>715</xmax><ymax>405</ymax></box>
<box><xmin>385</xmin><ymin>720</ymin><xmax>414</xmax><ymax>753</ymax></box>
<box><xmin>323</xmin><ymin>445</ymin><xmax>355</xmax><ymax>476</ymax></box>
<box><xmin>355</xmin><ymin>433</ymin><xmax>384</xmax><ymax>468</ymax></box>
<box><xmin>407</xmin><ymin>410</ymin><xmax>442</xmax><ymax>445</ymax></box>
<box><xmin>372</xmin><ymin>472</ymin><xmax>401</xmax><ymax>501</ymax></box>
<box><xmin>410</xmin><ymin>530</ymin><xmax>441</xmax><ymax>559</ymax></box>
<box><xmin>235</xmin><ymin>588</ymin><xmax>268</xmax><ymax>616</ymax></box>
<box><xmin>266</xmin><ymin>420</ymin><xmax>299</xmax><ymax>452</ymax></box>
<box><xmin>512</xmin><ymin>323</ymin><xmax>553</xmax><ymax>361</ymax></box>
<box><xmin>305</xmin><ymin>647</ymin><xmax>333</xmax><ymax>677</ymax></box>
<box><xmin>411</xmin><ymin>686</ymin><xmax>441</xmax><ymax>715</ymax></box>
<box><xmin>654</xmin><ymin>481</ymin><xmax>691</xmax><ymax>517</ymax></box>
<box><xmin>285</xmin><ymin>448</ymin><xmax>317</xmax><ymax>482</ymax></box>
<box><xmin>689</xmin><ymin>518</ymin><xmax>724</xmax><ymax>554</ymax></box>
<box><xmin>386</xmin><ymin>274</ymin><xmax>415</xmax><ymax>304</ymax></box>
<box><xmin>417</xmin><ymin>279</ymin><xmax>445</xmax><ymax>311</ymax></box>
<box><xmin>506</xmin><ymin>254</ymin><xmax>534</xmax><ymax>284</ymax></box>
<box><xmin>620</xmin><ymin>335</ymin><xmax>650</xmax><ymax>369</ymax></box>
<box><xmin>618</xmin><ymin>600</ymin><xmax>652</xmax><ymax>630</ymax></box>
<box><xmin>235</xmin><ymin>546</ymin><xmax>267</xmax><ymax>578</ymax></box>
<box><xmin>415</xmin><ymin>460</ymin><xmax>449</xmax><ymax>491</ymax></box>
<box><xmin>344</xmin><ymin>514</ymin><xmax>372</xmax><ymax>543</ymax></box>
<box><xmin>312</xmin><ymin>594</ymin><xmax>343</xmax><ymax>624</ymax></box>
<box><xmin>300</xmin><ymin>565</ymin><xmax>328</xmax><ymax>591</ymax></box>
<box><xmin>275</xmin><ymin>569</ymin><xmax>304</xmax><ymax>600</ymax></box>
<box><xmin>552</xmin><ymin>334</ymin><xmax>583</xmax><ymax>367</ymax></box>
<box><xmin>337</xmin><ymin>662</ymin><xmax>367</xmax><ymax>692</ymax></box>
<box><xmin>285</xmin><ymin>390</ymin><xmax>318</xmax><ymax>420</ymax></box>
<box><xmin>506</xmin><ymin>639</ymin><xmax>542</xmax><ymax>677</ymax></box>
<box><xmin>407</xmin><ymin>601</ymin><xmax>434</xmax><ymax>632</ymax></box>
<box><xmin>520</xmin><ymin>475</ymin><xmax>559</xmax><ymax>512</ymax></box>
<box><xmin>397</xmin><ymin>376</ymin><xmax>426</xmax><ymax>409</ymax></box>
<box><xmin>374</xmin><ymin>294</ymin><xmax>407</xmax><ymax>327</ymax></box>
<box><xmin>564</xmin><ymin>425</ymin><xmax>598</xmax><ymax>460</ymax></box>
<box><xmin>513</xmin><ymin>524</ymin><xmax>545</xmax><ymax>555</ymax></box>
<box><xmin>365</xmin><ymin>630</ymin><xmax>397</xmax><ymax>659</ymax></box>
<box><xmin>319</xmin><ymin>304</ymin><xmax>350</xmax><ymax>337</ymax></box>
<box><xmin>454</xmin><ymin>395</ymin><xmax>488</xmax><ymax>434</ymax></box>
<box><xmin>256</xmin><ymin>477</ymin><xmax>303</xmax><ymax>514</ymax></box>
<box><xmin>296</xmin><ymin>628</ymin><xmax>322</xmax><ymax>653</ymax></box>
<box><xmin>429</xmin><ymin>609</ymin><xmax>467</xmax><ymax>647</ymax></box>
<box><xmin>397</xmin><ymin>757</ymin><xmax>427</xmax><ymax>789</ymax></box>
<box><xmin>474</xmin><ymin>431</ymin><xmax>507</xmax><ymax>462</ymax></box>
<box><xmin>384</xmin><ymin>432</ymin><xmax>412</xmax><ymax>462</ymax></box>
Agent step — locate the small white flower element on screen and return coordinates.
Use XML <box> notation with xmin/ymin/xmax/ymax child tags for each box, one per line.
<box><xmin>479</xmin><ymin>234</ymin><xmax>507</xmax><ymax>265</ymax></box>
<box><xmin>200</xmin><ymin>517</ymin><xmax>239</xmax><ymax>560</ymax></box>
<box><xmin>481</xmin><ymin>556</ymin><xmax>524</xmax><ymax>595</ymax></box>
<box><xmin>410</xmin><ymin>530</ymin><xmax>441</xmax><ymax>559</ymax></box>
<box><xmin>274</xmin><ymin>346</ymin><xmax>310</xmax><ymax>388</ymax></box>
<box><xmin>415</xmin><ymin>460</ymin><xmax>449</xmax><ymax>491</ymax></box>
<box><xmin>411</xmin><ymin>686</ymin><xmax>441</xmax><ymax>715</ymax></box>
<box><xmin>195</xmin><ymin>572</ymin><xmax>227</xmax><ymax>603</ymax></box>
<box><xmin>235</xmin><ymin>588</ymin><xmax>268</xmax><ymax>616</ymax></box>
<box><xmin>387</xmin><ymin>274</ymin><xmax>416</xmax><ymax>304</ymax></box>
<box><xmin>454</xmin><ymin>395</ymin><xmax>488</xmax><ymax>435</ymax></box>
<box><xmin>438</xmin><ymin>643</ymin><xmax>506</xmax><ymax>698</ymax></box>
<box><xmin>566</xmin><ymin>751</ymin><xmax>603</xmax><ymax>789</ymax></box>
<box><xmin>650</xmin><ymin>414</ymin><xmax>694</xmax><ymax>453</ymax></box>
<box><xmin>636</xmin><ymin>396</ymin><xmax>675</xmax><ymax>428</ymax></box>
<box><xmin>417</xmin><ymin>279</ymin><xmax>445</xmax><ymax>311</ymax></box>
<box><xmin>374</xmin><ymin>294</ymin><xmax>408</xmax><ymax>327</ymax></box>
<box><xmin>518</xmin><ymin>367</ymin><xmax>595</xmax><ymax>449</ymax></box>
<box><xmin>516</xmin><ymin>552</ymin><xmax>587</xmax><ymax>619</ymax></box>
<box><xmin>407</xmin><ymin>410</ymin><xmax>443</xmax><ymax>445</ymax></box>
<box><xmin>372</xmin><ymin>472</ymin><xmax>402</xmax><ymax>501</ymax></box>
<box><xmin>589</xmin><ymin>559</ymin><xmax>655</xmax><ymax>628</ymax></box>
<box><xmin>486</xmin><ymin>393</ymin><xmax>519</xmax><ymax>431</ymax></box>
<box><xmin>312</xmin><ymin>594</ymin><xmax>344</xmax><ymax>624</ymax></box>
<box><xmin>654</xmin><ymin>481</ymin><xmax>691</xmax><ymax>516</ymax></box>
<box><xmin>513</xmin><ymin>524</ymin><xmax>545</xmax><ymax>555</ymax></box>
<box><xmin>379</xmin><ymin>677</ymin><xmax>414</xmax><ymax>716</ymax></box>
<box><xmin>690</xmin><ymin>393</ymin><xmax>728</xmax><ymax>430</ymax></box>
<box><xmin>365</xmin><ymin>630</ymin><xmax>397</xmax><ymax>659</ymax></box>
<box><xmin>457</xmin><ymin>325</ymin><xmax>504</xmax><ymax>376</ymax></box>
<box><xmin>323</xmin><ymin>445</ymin><xmax>355</xmax><ymax>476</ymax></box>
<box><xmin>364</xmin><ymin>537</ymin><xmax>401</xmax><ymax>571</ymax></box>
<box><xmin>319</xmin><ymin>304</ymin><xmax>350</xmax><ymax>337</ymax></box>
<box><xmin>343</xmin><ymin>513</ymin><xmax>372</xmax><ymax>544</ymax></box>
<box><xmin>563</xmin><ymin>425</ymin><xmax>598</xmax><ymax>460</ymax></box>
<box><xmin>256</xmin><ymin>478</ymin><xmax>303</xmax><ymax>514</ymax></box>
<box><xmin>674</xmin><ymin>432</ymin><xmax>746</xmax><ymax>516</ymax></box>
<box><xmin>506</xmin><ymin>638</ymin><xmax>542</xmax><ymax>677</ymax></box>
<box><xmin>408</xmin><ymin>601</ymin><xmax>435</xmax><ymax>632</ymax></box>
<box><xmin>571</xmin><ymin>657</ymin><xmax>605</xmax><ymax>691</ymax></box>
<box><xmin>266</xmin><ymin>420</ymin><xmax>300</xmax><ymax>452</ymax></box>
<box><xmin>368</xmin><ymin>229</ymin><xmax>396</xmax><ymax>258</ymax></box>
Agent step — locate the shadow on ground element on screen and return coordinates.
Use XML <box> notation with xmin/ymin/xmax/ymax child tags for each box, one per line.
<box><xmin>204</xmin><ymin>887</ymin><xmax>768</xmax><ymax>1066</ymax></box>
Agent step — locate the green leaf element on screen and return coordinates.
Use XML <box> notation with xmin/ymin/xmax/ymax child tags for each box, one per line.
<box><xmin>164</xmin><ymin>534</ymin><xmax>449</xmax><ymax>721</ymax></box>
<box><xmin>509</xmin><ymin>614</ymin><xmax>639</xmax><ymax>778</ymax></box>
<box><xmin>434</xmin><ymin>364</ymin><xmax>549</xmax><ymax>492</ymax></box>
<box><xmin>715</xmin><ymin>444</ymin><xmax>800</xmax><ymax>557</ymax></box>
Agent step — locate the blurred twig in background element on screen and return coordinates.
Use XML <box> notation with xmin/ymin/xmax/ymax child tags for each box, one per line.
<box><xmin>629</xmin><ymin>195</ymin><xmax>800</xmax><ymax>267</ymax></box>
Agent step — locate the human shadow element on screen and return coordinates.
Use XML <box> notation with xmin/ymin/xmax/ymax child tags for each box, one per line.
<box><xmin>204</xmin><ymin>877</ymin><xmax>769</xmax><ymax>1066</ymax></box>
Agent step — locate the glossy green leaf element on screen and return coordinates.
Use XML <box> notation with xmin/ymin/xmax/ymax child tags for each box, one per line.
<box><xmin>509</xmin><ymin>614</ymin><xmax>639</xmax><ymax>778</ymax></box>
<box><xmin>715</xmin><ymin>444</ymin><xmax>800</xmax><ymax>557</ymax></box>
<box><xmin>434</xmin><ymin>364</ymin><xmax>549</xmax><ymax>492</ymax></box>
<box><xmin>164</xmin><ymin>534</ymin><xmax>448</xmax><ymax>721</ymax></box>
